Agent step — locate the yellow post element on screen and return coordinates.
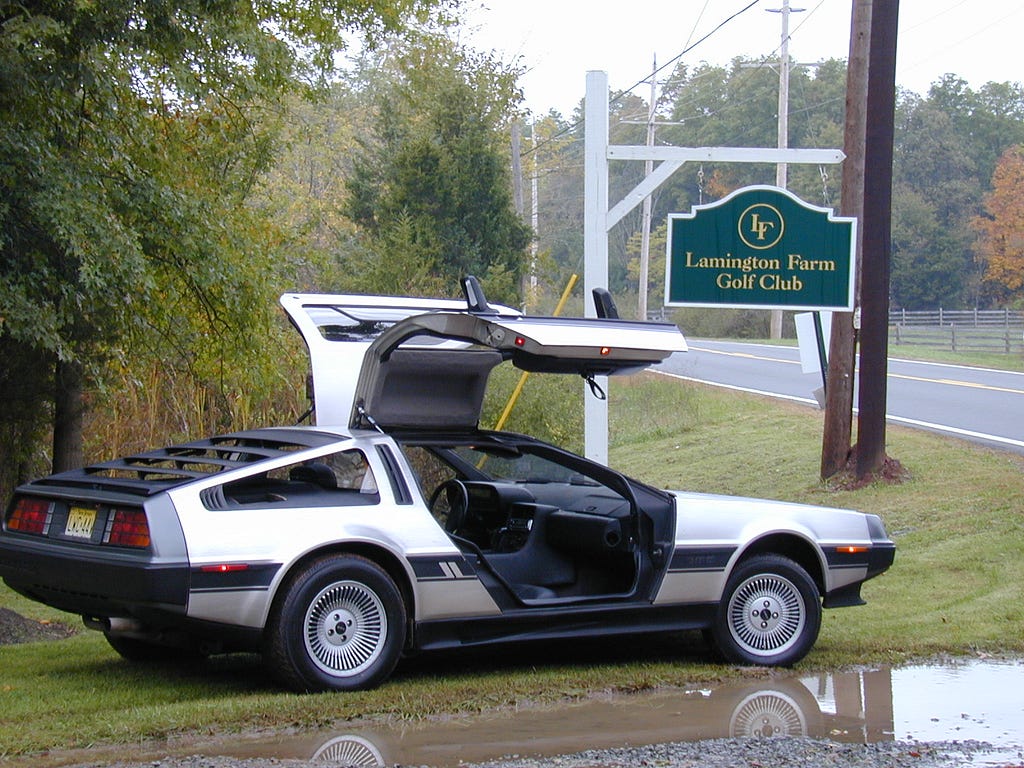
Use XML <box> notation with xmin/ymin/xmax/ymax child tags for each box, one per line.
<box><xmin>493</xmin><ymin>274</ymin><xmax>579</xmax><ymax>431</ymax></box>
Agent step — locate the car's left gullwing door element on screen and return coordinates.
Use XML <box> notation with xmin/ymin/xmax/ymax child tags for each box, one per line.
<box><xmin>280</xmin><ymin>292</ymin><xmax>522</xmax><ymax>427</ymax></box>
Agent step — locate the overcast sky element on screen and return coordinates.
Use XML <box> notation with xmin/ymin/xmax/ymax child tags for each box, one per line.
<box><xmin>459</xmin><ymin>0</ymin><xmax>1023</xmax><ymax>117</ymax></box>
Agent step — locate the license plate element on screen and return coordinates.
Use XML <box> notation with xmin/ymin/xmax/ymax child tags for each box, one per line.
<box><xmin>65</xmin><ymin>506</ymin><xmax>97</xmax><ymax>539</ymax></box>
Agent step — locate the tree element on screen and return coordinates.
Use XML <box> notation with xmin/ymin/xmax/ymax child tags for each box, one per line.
<box><xmin>928</xmin><ymin>75</ymin><xmax>1024</xmax><ymax>186</ymax></box>
<box><xmin>0</xmin><ymin>0</ymin><xmax>449</xmax><ymax>495</ymax></box>
<box><xmin>885</xmin><ymin>77</ymin><xmax>1024</xmax><ymax>309</ymax></box>
<box><xmin>249</xmin><ymin>86</ymin><xmax>370</xmax><ymax>293</ymax></box>
<box><xmin>890</xmin><ymin>188</ymin><xmax>965</xmax><ymax>308</ymax></box>
<box><xmin>973</xmin><ymin>144</ymin><xmax>1024</xmax><ymax>306</ymax></box>
<box><xmin>658</xmin><ymin>57</ymin><xmax>848</xmax><ymax>207</ymax></box>
<box><xmin>343</xmin><ymin>37</ymin><xmax>531</xmax><ymax>304</ymax></box>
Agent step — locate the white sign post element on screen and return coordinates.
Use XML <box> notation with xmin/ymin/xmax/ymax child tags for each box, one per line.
<box><xmin>583</xmin><ymin>70</ymin><xmax>846</xmax><ymax>464</ymax></box>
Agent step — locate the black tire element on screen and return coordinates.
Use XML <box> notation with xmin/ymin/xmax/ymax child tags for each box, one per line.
<box><xmin>104</xmin><ymin>634</ymin><xmax>206</xmax><ymax>664</ymax></box>
<box><xmin>264</xmin><ymin>555</ymin><xmax>406</xmax><ymax>692</ymax></box>
<box><xmin>711</xmin><ymin>554</ymin><xmax>821</xmax><ymax>667</ymax></box>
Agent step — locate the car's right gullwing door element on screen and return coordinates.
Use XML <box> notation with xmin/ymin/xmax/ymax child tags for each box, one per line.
<box><xmin>350</xmin><ymin>302</ymin><xmax>688</xmax><ymax>431</ymax></box>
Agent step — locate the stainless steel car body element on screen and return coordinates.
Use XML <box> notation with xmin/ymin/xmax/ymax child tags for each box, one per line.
<box><xmin>171</xmin><ymin>445</ymin><xmax>883</xmax><ymax>630</ymax></box>
<box><xmin>659</xmin><ymin>491</ymin><xmax>884</xmax><ymax>606</ymax></box>
<box><xmin>0</xmin><ymin>280</ymin><xmax>893</xmax><ymax>691</ymax></box>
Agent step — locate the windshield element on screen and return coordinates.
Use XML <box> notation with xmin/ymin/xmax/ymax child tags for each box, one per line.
<box><xmin>398</xmin><ymin>439</ymin><xmax>615</xmax><ymax>493</ymax></box>
<box><xmin>448</xmin><ymin>445</ymin><xmax>599</xmax><ymax>485</ymax></box>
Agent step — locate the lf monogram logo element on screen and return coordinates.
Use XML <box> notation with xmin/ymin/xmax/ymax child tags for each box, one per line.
<box><xmin>738</xmin><ymin>203</ymin><xmax>785</xmax><ymax>250</ymax></box>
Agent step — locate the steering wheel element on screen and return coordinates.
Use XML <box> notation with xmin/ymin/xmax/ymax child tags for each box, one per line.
<box><xmin>428</xmin><ymin>479</ymin><xmax>470</xmax><ymax>534</ymax></box>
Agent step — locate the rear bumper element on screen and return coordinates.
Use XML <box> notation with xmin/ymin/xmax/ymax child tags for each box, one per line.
<box><xmin>0</xmin><ymin>535</ymin><xmax>189</xmax><ymax>620</ymax></box>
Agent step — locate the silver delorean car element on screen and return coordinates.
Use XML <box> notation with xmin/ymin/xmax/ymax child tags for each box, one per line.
<box><xmin>0</xmin><ymin>279</ymin><xmax>894</xmax><ymax>691</ymax></box>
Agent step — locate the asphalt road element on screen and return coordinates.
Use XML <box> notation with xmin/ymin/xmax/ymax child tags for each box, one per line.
<box><xmin>655</xmin><ymin>339</ymin><xmax>1024</xmax><ymax>455</ymax></box>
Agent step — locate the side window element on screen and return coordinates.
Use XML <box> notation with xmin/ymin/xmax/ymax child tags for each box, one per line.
<box><xmin>216</xmin><ymin>450</ymin><xmax>379</xmax><ymax>508</ymax></box>
<box><xmin>400</xmin><ymin>445</ymin><xmax>457</xmax><ymax>499</ymax></box>
<box><xmin>318</xmin><ymin>450</ymin><xmax>379</xmax><ymax>494</ymax></box>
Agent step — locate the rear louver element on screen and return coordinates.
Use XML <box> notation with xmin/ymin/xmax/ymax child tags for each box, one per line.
<box><xmin>30</xmin><ymin>429</ymin><xmax>342</xmax><ymax>497</ymax></box>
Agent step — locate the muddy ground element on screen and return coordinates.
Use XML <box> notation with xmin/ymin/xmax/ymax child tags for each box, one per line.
<box><xmin>0</xmin><ymin>606</ymin><xmax>76</xmax><ymax>645</ymax></box>
<box><xmin>3</xmin><ymin>611</ymin><xmax>1019</xmax><ymax>768</ymax></box>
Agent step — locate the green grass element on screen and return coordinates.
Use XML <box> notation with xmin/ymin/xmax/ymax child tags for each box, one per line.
<box><xmin>2</xmin><ymin>375</ymin><xmax>1024</xmax><ymax>757</ymax></box>
<box><xmin>887</xmin><ymin>343</ymin><xmax>1024</xmax><ymax>371</ymax></box>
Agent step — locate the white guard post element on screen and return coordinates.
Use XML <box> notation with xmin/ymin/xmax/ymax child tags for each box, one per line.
<box><xmin>583</xmin><ymin>70</ymin><xmax>845</xmax><ymax>465</ymax></box>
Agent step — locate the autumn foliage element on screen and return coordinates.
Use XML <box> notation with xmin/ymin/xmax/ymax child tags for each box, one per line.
<box><xmin>973</xmin><ymin>144</ymin><xmax>1024</xmax><ymax>305</ymax></box>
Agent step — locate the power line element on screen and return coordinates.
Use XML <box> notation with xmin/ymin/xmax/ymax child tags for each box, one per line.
<box><xmin>521</xmin><ymin>0</ymin><xmax>763</xmax><ymax>159</ymax></box>
<box><xmin>613</xmin><ymin>0</ymin><xmax>762</xmax><ymax>107</ymax></box>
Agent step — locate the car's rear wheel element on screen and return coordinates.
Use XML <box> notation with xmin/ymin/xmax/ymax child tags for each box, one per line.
<box><xmin>264</xmin><ymin>554</ymin><xmax>406</xmax><ymax>692</ymax></box>
<box><xmin>711</xmin><ymin>554</ymin><xmax>821</xmax><ymax>667</ymax></box>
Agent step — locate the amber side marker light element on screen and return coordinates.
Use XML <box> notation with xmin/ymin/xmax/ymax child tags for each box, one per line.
<box><xmin>836</xmin><ymin>545</ymin><xmax>870</xmax><ymax>554</ymax></box>
<box><xmin>6</xmin><ymin>497</ymin><xmax>52</xmax><ymax>535</ymax></box>
<box><xmin>104</xmin><ymin>509</ymin><xmax>151</xmax><ymax>548</ymax></box>
<box><xmin>600</xmin><ymin>346</ymin><xmax>612</xmax><ymax>356</ymax></box>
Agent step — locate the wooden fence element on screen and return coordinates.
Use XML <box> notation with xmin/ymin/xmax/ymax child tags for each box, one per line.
<box><xmin>889</xmin><ymin>309</ymin><xmax>1024</xmax><ymax>354</ymax></box>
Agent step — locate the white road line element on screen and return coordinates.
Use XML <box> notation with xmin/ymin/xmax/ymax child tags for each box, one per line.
<box><xmin>687</xmin><ymin>346</ymin><xmax>1024</xmax><ymax>394</ymax></box>
<box><xmin>889</xmin><ymin>356</ymin><xmax>1024</xmax><ymax>377</ymax></box>
<box><xmin>885</xmin><ymin>416</ymin><xmax>1024</xmax><ymax>450</ymax></box>
<box><xmin>654</xmin><ymin>370</ymin><xmax>820</xmax><ymax>406</ymax></box>
<box><xmin>654</xmin><ymin>370</ymin><xmax>1024</xmax><ymax>450</ymax></box>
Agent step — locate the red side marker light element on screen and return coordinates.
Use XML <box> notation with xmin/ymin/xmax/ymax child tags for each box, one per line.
<box><xmin>514</xmin><ymin>336</ymin><xmax>526</xmax><ymax>347</ymax></box>
<box><xmin>200</xmin><ymin>563</ymin><xmax>250</xmax><ymax>573</ymax></box>
<box><xmin>836</xmin><ymin>545</ymin><xmax>869</xmax><ymax>554</ymax></box>
<box><xmin>600</xmin><ymin>346</ymin><xmax>612</xmax><ymax>356</ymax></box>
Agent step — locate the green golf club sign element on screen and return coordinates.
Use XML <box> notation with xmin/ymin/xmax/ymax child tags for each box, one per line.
<box><xmin>665</xmin><ymin>185</ymin><xmax>856</xmax><ymax>310</ymax></box>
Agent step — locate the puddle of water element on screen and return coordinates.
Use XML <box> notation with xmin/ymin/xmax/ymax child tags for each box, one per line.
<box><xmin>18</xmin><ymin>658</ymin><xmax>1024</xmax><ymax>767</ymax></box>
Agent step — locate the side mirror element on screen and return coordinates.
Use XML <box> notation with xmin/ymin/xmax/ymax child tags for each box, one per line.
<box><xmin>461</xmin><ymin>275</ymin><xmax>493</xmax><ymax>314</ymax></box>
<box><xmin>592</xmin><ymin>288</ymin><xmax>620</xmax><ymax>319</ymax></box>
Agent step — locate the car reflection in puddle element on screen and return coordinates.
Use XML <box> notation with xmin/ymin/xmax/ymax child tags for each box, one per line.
<box><xmin>21</xmin><ymin>659</ymin><xmax>1024</xmax><ymax>768</ymax></box>
<box><xmin>213</xmin><ymin>658</ymin><xmax>1024</xmax><ymax>767</ymax></box>
<box><xmin>270</xmin><ymin>671</ymin><xmax>885</xmax><ymax>765</ymax></box>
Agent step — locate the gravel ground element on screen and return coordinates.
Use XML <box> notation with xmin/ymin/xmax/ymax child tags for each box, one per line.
<box><xmin>73</xmin><ymin>738</ymin><xmax>1019</xmax><ymax>768</ymax></box>
<box><xmin>476</xmin><ymin>738</ymin><xmax>1013</xmax><ymax>768</ymax></box>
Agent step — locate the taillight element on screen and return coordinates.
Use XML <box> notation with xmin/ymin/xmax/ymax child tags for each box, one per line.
<box><xmin>6</xmin><ymin>497</ymin><xmax>53</xmax><ymax>535</ymax></box>
<box><xmin>103</xmin><ymin>508</ymin><xmax>151</xmax><ymax>548</ymax></box>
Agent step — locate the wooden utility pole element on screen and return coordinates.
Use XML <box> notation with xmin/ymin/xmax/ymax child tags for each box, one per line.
<box><xmin>821</xmin><ymin>0</ymin><xmax>871</xmax><ymax>479</ymax></box>
<box><xmin>856</xmin><ymin>0</ymin><xmax>899</xmax><ymax>478</ymax></box>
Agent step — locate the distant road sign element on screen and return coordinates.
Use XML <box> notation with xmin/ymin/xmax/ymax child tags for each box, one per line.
<box><xmin>665</xmin><ymin>186</ymin><xmax>856</xmax><ymax>311</ymax></box>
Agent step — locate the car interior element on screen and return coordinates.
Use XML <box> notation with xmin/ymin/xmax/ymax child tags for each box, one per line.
<box><xmin>404</xmin><ymin>442</ymin><xmax>640</xmax><ymax>606</ymax></box>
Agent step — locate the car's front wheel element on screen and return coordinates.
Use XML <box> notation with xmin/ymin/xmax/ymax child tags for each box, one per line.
<box><xmin>264</xmin><ymin>555</ymin><xmax>406</xmax><ymax>692</ymax></box>
<box><xmin>711</xmin><ymin>554</ymin><xmax>821</xmax><ymax>667</ymax></box>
